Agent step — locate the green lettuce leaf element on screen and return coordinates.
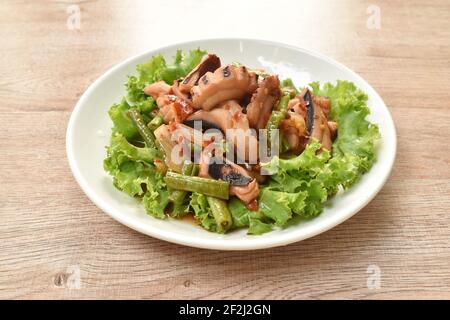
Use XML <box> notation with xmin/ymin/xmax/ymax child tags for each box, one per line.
<box><xmin>247</xmin><ymin>219</ymin><xmax>273</xmax><ymax>235</ymax></box>
<box><xmin>189</xmin><ymin>193</ymin><xmax>217</xmax><ymax>232</ymax></box>
<box><xmin>259</xmin><ymin>189</ymin><xmax>303</xmax><ymax>225</ymax></box>
<box><xmin>103</xmin><ymin>133</ymin><xmax>168</xmax><ymax>218</ymax></box>
<box><xmin>228</xmin><ymin>198</ymin><xmax>273</xmax><ymax>235</ymax></box>
<box><xmin>108</xmin><ymin>99</ymin><xmax>138</xmax><ymax>139</ymax></box>
<box><xmin>142</xmin><ymin>183</ymin><xmax>170</xmax><ymax>219</ymax></box>
<box><xmin>263</xmin><ymin>140</ymin><xmax>329</xmax><ymax>176</ymax></box>
<box><xmin>171</xmin><ymin>202</ymin><xmax>191</xmax><ymax>218</ymax></box>
<box><xmin>108</xmin><ymin>98</ymin><xmax>155</xmax><ymax>139</ymax></box>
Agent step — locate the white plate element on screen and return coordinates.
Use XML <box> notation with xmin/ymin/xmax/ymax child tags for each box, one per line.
<box><xmin>66</xmin><ymin>38</ymin><xmax>396</xmax><ymax>250</ymax></box>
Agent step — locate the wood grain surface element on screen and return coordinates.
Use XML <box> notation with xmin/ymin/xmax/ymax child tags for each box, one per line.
<box><xmin>1</xmin><ymin>0</ymin><xmax>449</xmax><ymax>299</ymax></box>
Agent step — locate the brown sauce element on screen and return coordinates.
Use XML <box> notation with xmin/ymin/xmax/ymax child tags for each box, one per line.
<box><xmin>179</xmin><ymin>213</ymin><xmax>199</xmax><ymax>225</ymax></box>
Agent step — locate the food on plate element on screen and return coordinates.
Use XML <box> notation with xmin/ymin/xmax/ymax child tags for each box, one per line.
<box><xmin>104</xmin><ymin>49</ymin><xmax>380</xmax><ymax>234</ymax></box>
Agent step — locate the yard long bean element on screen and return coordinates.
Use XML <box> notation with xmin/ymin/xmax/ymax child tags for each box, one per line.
<box><xmin>206</xmin><ymin>196</ymin><xmax>233</xmax><ymax>233</ymax></box>
<box><xmin>265</xmin><ymin>93</ymin><xmax>291</xmax><ymax>150</ymax></box>
<box><xmin>128</xmin><ymin>108</ymin><xmax>156</xmax><ymax>149</ymax></box>
<box><xmin>147</xmin><ymin>115</ymin><xmax>164</xmax><ymax>130</ymax></box>
<box><xmin>165</xmin><ymin>172</ymin><xmax>229</xmax><ymax>200</ymax></box>
<box><xmin>169</xmin><ymin>162</ymin><xmax>195</xmax><ymax>204</ymax></box>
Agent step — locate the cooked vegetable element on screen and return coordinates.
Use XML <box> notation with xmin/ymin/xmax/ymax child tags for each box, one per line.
<box><xmin>206</xmin><ymin>196</ymin><xmax>233</xmax><ymax>233</ymax></box>
<box><xmin>103</xmin><ymin>133</ymin><xmax>168</xmax><ymax>218</ymax></box>
<box><xmin>169</xmin><ymin>162</ymin><xmax>194</xmax><ymax>204</ymax></box>
<box><xmin>128</xmin><ymin>108</ymin><xmax>156</xmax><ymax>149</ymax></box>
<box><xmin>147</xmin><ymin>115</ymin><xmax>164</xmax><ymax>130</ymax></box>
<box><xmin>281</xmin><ymin>78</ymin><xmax>299</xmax><ymax>95</ymax></box>
<box><xmin>266</xmin><ymin>93</ymin><xmax>290</xmax><ymax>131</ymax></box>
<box><xmin>189</xmin><ymin>193</ymin><xmax>217</xmax><ymax>231</ymax></box>
<box><xmin>165</xmin><ymin>172</ymin><xmax>230</xmax><ymax>200</ymax></box>
<box><xmin>265</xmin><ymin>93</ymin><xmax>291</xmax><ymax>149</ymax></box>
<box><xmin>169</xmin><ymin>162</ymin><xmax>199</xmax><ymax>212</ymax></box>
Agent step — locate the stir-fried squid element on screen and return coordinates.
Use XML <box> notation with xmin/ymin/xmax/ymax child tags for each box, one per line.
<box><xmin>102</xmin><ymin>48</ymin><xmax>379</xmax><ymax>236</ymax></box>
<box><xmin>103</xmin><ymin>49</ymin><xmax>381</xmax><ymax>235</ymax></box>
<box><xmin>141</xmin><ymin>54</ymin><xmax>338</xmax><ymax>217</ymax></box>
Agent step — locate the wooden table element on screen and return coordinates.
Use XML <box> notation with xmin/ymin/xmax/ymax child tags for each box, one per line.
<box><xmin>1</xmin><ymin>0</ymin><xmax>449</xmax><ymax>299</ymax></box>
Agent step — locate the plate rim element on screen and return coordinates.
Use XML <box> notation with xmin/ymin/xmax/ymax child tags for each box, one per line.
<box><xmin>66</xmin><ymin>37</ymin><xmax>397</xmax><ymax>250</ymax></box>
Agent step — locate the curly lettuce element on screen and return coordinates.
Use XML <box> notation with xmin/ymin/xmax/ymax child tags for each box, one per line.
<box><xmin>228</xmin><ymin>198</ymin><xmax>273</xmax><ymax>235</ymax></box>
<box><xmin>189</xmin><ymin>193</ymin><xmax>218</xmax><ymax>232</ymax></box>
<box><xmin>103</xmin><ymin>133</ymin><xmax>168</xmax><ymax>218</ymax></box>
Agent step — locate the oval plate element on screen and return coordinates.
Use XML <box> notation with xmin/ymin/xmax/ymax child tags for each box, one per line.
<box><xmin>66</xmin><ymin>39</ymin><xmax>396</xmax><ymax>250</ymax></box>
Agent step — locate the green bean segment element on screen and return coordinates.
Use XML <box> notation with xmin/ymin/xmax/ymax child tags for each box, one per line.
<box><xmin>266</xmin><ymin>93</ymin><xmax>291</xmax><ymax>149</ymax></box>
<box><xmin>165</xmin><ymin>172</ymin><xmax>230</xmax><ymax>200</ymax></box>
<box><xmin>169</xmin><ymin>162</ymin><xmax>195</xmax><ymax>204</ymax></box>
<box><xmin>206</xmin><ymin>196</ymin><xmax>233</xmax><ymax>233</ymax></box>
<box><xmin>148</xmin><ymin>115</ymin><xmax>164</xmax><ymax>130</ymax></box>
<box><xmin>128</xmin><ymin>108</ymin><xmax>156</xmax><ymax>149</ymax></box>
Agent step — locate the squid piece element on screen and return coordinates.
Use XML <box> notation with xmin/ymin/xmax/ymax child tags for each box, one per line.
<box><xmin>144</xmin><ymin>81</ymin><xmax>194</xmax><ymax>123</ymax></box>
<box><xmin>246</xmin><ymin>75</ymin><xmax>282</xmax><ymax>129</ymax></box>
<box><xmin>186</xmin><ymin>100</ymin><xmax>258</xmax><ymax>162</ymax></box>
<box><xmin>156</xmin><ymin>94</ymin><xmax>194</xmax><ymax>123</ymax></box>
<box><xmin>154</xmin><ymin>124</ymin><xmax>184</xmax><ymax>173</ymax></box>
<box><xmin>313</xmin><ymin>95</ymin><xmax>331</xmax><ymax>118</ymax></box>
<box><xmin>281</xmin><ymin>89</ymin><xmax>335</xmax><ymax>153</ymax></box>
<box><xmin>328</xmin><ymin>121</ymin><xmax>338</xmax><ymax>140</ymax></box>
<box><xmin>304</xmin><ymin>90</ymin><xmax>332</xmax><ymax>152</ymax></box>
<box><xmin>230</xmin><ymin>179</ymin><xmax>260</xmax><ymax>205</ymax></box>
<box><xmin>143</xmin><ymin>81</ymin><xmax>172</xmax><ymax>99</ymax></box>
<box><xmin>280</xmin><ymin>94</ymin><xmax>308</xmax><ymax>154</ymax></box>
<box><xmin>172</xmin><ymin>54</ymin><xmax>221</xmax><ymax>100</ymax></box>
<box><xmin>190</xmin><ymin>65</ymin><xmax>258</xmax><ymax>111</ymax></box>
<box><xmin>199</xmin><ymin>151</ymin><xmax>260</xmax><ymax>205</ymax></box>
<box><xmin>179</xmin><ymin>54</ymin><xmax>221</xmax><ymax>92</ymax></box>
